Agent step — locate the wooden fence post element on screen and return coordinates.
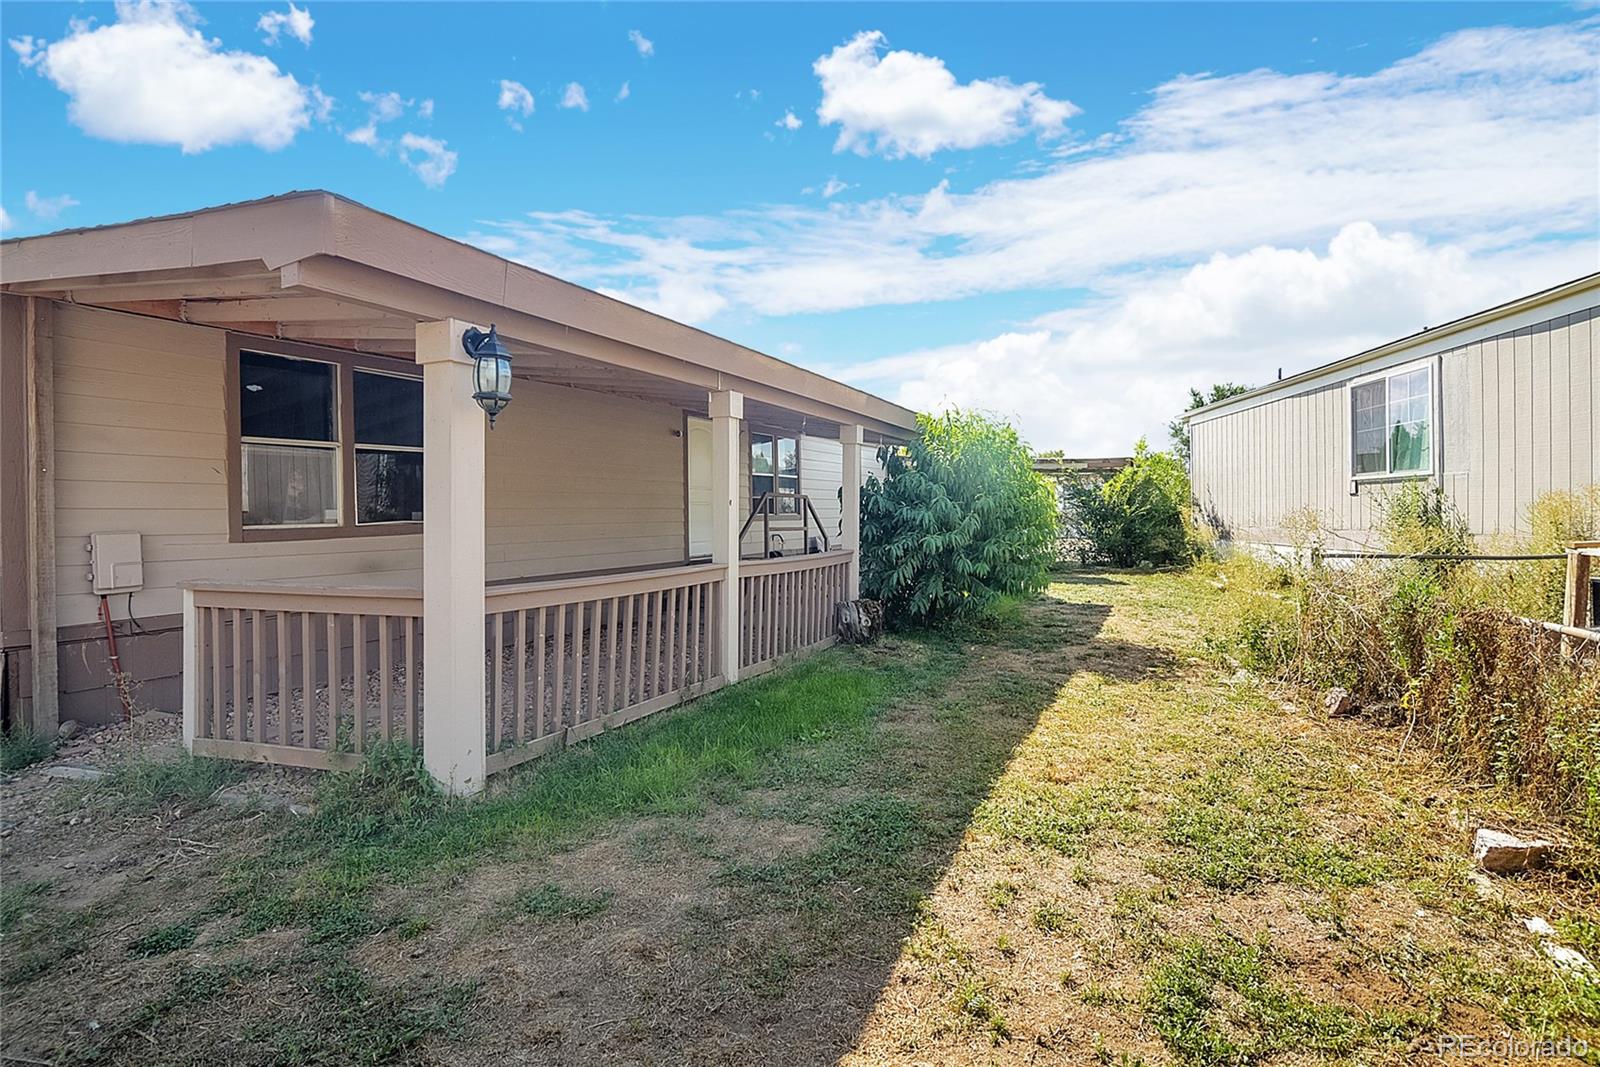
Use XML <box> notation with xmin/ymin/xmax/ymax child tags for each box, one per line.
<box><xmin>1563</xmin><ymin>546</ymin><xmax>1594</xmax><ymax>658</ymax></box>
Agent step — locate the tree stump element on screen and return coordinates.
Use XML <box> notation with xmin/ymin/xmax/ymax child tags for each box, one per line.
<box><xmin>836</xmin><ymin>599</ymin><xmax>884</xmax><ymax>644</ymax></box>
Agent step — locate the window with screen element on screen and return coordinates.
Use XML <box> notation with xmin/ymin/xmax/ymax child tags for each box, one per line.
<box><xmin>354</xmin><ymin>370</ymin><xmax>424</xmax><ymax>524</ymax></box>
<box><xmin>751</xmin><ymin>432</ymin><xmax>800</xmax><ymax>514</ymax></box>
<box><xmin>1350</xmin><ymin>363</ymin><xmax>1432</xmax><ymax>478</ymax></box>
<box><xmin>239</xmin><ymin>351</ymin><xmax>340</xmax><ymax>528</ymax></box>
<box><xmin>233</xmin><ymin>342</ymin><xmax>424</xmax><ymax>539</ymax></box>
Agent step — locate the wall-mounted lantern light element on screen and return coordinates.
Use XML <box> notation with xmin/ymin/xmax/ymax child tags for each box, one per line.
<box><xmin>463</xmin><ymin>323</ymin><xmax>512</xmax><ymax>427</ymax></box>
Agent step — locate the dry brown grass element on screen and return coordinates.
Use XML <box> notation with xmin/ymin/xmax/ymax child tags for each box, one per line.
<box><xmin>2</xmin><ymin>570</ymin><xmax>1596</xmax><ymax>1066</ymax></box>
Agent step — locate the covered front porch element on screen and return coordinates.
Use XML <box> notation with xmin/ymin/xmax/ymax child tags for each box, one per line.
<box><xmin>179</xmin><ymin>317</ymin><xmax>879</xmax><ymax>794</ymax></box>
<box><xmin>2</xmin><ymin>192</ymin><xmax>913</xmax><ymax>793</ymax></box>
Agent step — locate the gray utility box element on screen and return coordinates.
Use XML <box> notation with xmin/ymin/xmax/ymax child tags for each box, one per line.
<box><xmin>88</xmin><ymin>532</ymin><xmax>144</xmax><ymax>595</ymax></box>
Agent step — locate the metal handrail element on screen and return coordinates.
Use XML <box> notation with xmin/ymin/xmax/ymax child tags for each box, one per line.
<box><xmin>737</xmin><ymin>492</ymin><xmax>831</xmax><ymax>556</ymax></box>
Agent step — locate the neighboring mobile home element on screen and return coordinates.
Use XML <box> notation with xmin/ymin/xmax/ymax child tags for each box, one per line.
<box><xmin>0</xmin><ymin>191</ymin><xmax>912</xmax><ymax>794</ymax></box>
<box><xmin>1185</xmin><ymin>274</ymin><xmax>1599</xmax><ymax>553</ymax></box>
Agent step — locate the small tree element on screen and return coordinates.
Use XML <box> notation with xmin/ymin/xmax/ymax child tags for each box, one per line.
<box><xmin>1065</xmin><ymin>439</ymin><xmax>1195</xmax><ymax>567</ymax></box>
<box><xmin>1169</xmin><ymin>383</ymin><xmax>1249</xmax><ymax>464</ymax></box>
<box><xmin>860</xmin><ymin>410</ymin><xmax>1057</xmax><ymax>624</ymax></box>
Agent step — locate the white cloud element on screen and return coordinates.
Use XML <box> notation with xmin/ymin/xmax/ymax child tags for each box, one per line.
<box><xmin>844</xmin><ymin>226</ymin><xmax>1596</xmax><ymax>453</ymax></box>
<box><xmin>0</xmin><ymin>206</ymin><xmax>12</xmax><ymax>232</ymax></box>
<box><xmin>776</xmin><ymin>110</ymin><xmax>802</xmax><ymax>131</ymax></box>
<box><xmin>257</xmin><ymin>3</ymin><xmax>313</xmax><ymax>46</ymax></box>
<box><xmin>820</xmin><ymin>177</ymin><xmax>849</xmax><ymax>198</ymax></box>
<box><xmin>12</xmin><ymin>0</ymin><xmax>310</xmax><ymax>153</ymax></box>
<box><xmin>25</xmin><ymin>190</ymin><xmax>79</xmax><ymax>219</ymax></box>
<box><xmin>498</xmin><ymin>78</ymin><xmax>533</xmax><ymax>129</ymax></box>
<box><xmin>615</xmin><ymin>80</ymin><xmax>630</xmax><ymax>102</ymax></box>
<box><xmin>359</xmin><ymin>89</ymin><xmax>407</xmax><ymax>124</ymax></box>
<box><xmin>398</xmin><ymin>133</ymin><xmax>457</xmax><ymax>188</ymax></box>
<box><xmin>628</xmin><ymin>29</ymin><xmax>653</xmax><ymax>58</ymax></box>
<box><xmin>814</xmin><ymin>30</ymin><xmax>1077</xmax><ymax>159</ymax></box>
<box><xmin>561</xmin><ymin>82</ymin><xmax>589</xmax><ymax>111</ymax></box>
<box><xmin>465</xmin><ymin>18</ymin><xmax>1599</xmax><ymax>449</ymax></box>
<box><xmin>470</xmin><ymin>19</ymin><xmax>1598</xmax><ymax>325</ymax></box>
<box><xmin>308</xmin><ymin>84</ymin><xmax>334</xmax><ymax>122</ymax></box>
<box><xmin>345</xmin><ymin>89</ymin><xmax>425</xmax><ymax>147</ymax></box>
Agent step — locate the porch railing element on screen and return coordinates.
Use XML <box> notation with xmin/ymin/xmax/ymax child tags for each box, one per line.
<box><xmin>483</xmin><ymin>562</ymin><xmax>728</xmax><ymax>774</ymax></box>
<box><xmin>739</xmin><ymin>550</ymin><xmax>851</xmax><ymax>676</ymax></box>
<box><xmin>183</xmin><ymin>582</ymin><xmax>424</xmax><ymax>769</ymax></box>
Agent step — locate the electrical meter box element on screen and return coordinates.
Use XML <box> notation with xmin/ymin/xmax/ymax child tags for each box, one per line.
<box><xmin>89</xmin><ymin>532</ymin><xmax>144</xmax><ymax>595</ymax></box>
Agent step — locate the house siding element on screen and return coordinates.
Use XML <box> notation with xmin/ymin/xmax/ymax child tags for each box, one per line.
<box><xmin>484</xmin><ymin>380</ymin><xmax>687</xmax><ymax>580</ymax></box>
<box><xmin>1190</xmin><ymin>306</ymin><xmax>1599</xmax><ymax>549</ymax></box>
<box><xmin>31</xmin><ymin>301</ymin><xmax>704</xmax><ymax>722</ymax></box>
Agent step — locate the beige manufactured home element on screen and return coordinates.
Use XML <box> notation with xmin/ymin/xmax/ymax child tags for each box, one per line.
<box><xmin>0</xmin><ymin>191</ymin><xmax>912</xmax><ymax>794</ymax></box>
<box><xmin>1186</xmin><ymin>274</ymin><xmax>1599</xmax><ymax>553</ymax></box>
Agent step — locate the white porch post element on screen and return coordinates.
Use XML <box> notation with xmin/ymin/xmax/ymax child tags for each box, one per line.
<box><xmin>839</xmin><ymin>423</ymin><xmax>864</xmax><ymax>600</ymax></box>
<box><xmin>710</xmin><ymin>390</ymin><xmax>743</xmax><ymax>683</ymax></box>
<box><xmin>417</xmin><ymin>319</ymin><xmax>488</xmax><ymax>796</ymax></box>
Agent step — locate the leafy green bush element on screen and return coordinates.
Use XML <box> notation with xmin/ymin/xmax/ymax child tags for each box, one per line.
<box><xmin>1065</xmin><ymin>439</ymin><xmax>1198</xmax><ymax>567</ymax></box>
<box><xmin>860</xmin><ymin>410</ymin><xmax>1057</xmax><ymax>625</ymax></box>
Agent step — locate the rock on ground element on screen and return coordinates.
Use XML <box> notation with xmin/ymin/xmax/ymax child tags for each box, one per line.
<box><xmin>1473</xmin><ymin>828</ymin><xmax>1554</xmax><ymax>873</ymax></box>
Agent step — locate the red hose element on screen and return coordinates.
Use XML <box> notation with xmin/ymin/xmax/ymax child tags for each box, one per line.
<box><xmin>100</xmin><ymin>595</ymin><xmax>133</xmax><ymax>722</ymax></box>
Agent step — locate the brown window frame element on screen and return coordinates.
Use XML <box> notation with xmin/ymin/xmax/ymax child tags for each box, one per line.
<box><xmin>750</xmin><ymin>428</ymin><xmax>802</xmax><ymax>515</ymax></box>
<box><xmin>225</xmin><ymin>334</ymin><xmax>423</xmax><ymax>543</ymax></box>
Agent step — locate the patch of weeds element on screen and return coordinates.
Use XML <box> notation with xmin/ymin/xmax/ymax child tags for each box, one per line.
<box><xmin>1437</xmin><ymin>947</ymin><xmax>1600</xmax><ymax>1043</ymax></box>
<box><xmin>973</xmin><ymin>777</ymin><xmax>1134</xmax><ymax>856</ymax></box>
<box><xmin>1553</xmin><ymin>915</ymin><xmax>1600</xmax><ymax>959</ymax></box>
<box><xmin>1032</xmin><ymin>901</ymin><xmax>1077</xmax><ymax>936</ymax></box>
<box><xmin>996</xmin><ymin>933</ymin><xmax>1017</xmax><ymax>958</ymax></box>
<box><xmin>395</xmin><ymin>914</ymin><xmax>430</xmax><ymax>941</ymax></box>
<box><xmin>905</xmin><ymin>912</ymin><xmax>972</xmax><ymax>976</ymax></box>
<box><xmin>0</xmin><ymin>727</ymin><xmax>56</xmax><ymax>772</ymax></box>
<box><xmin>0</xmin><ymin>879</ymin><xmax>51</xmax><ymax>932</ymax></box>
<box><xmin>510</xmin><ymin>883</ymin><xmax>613</xmax><ymax>923</ymax></box>
<box><xmin>1070</xmin><ymin>859</ymin><xmax>1094</xmax><ymax>887</ymax></box>
<box><xmin>92</xmin><ymin>750</ymin><xmax>244</xmax><ymax>809</ymax></box>
<box><xmin>721</xmin><ymin>794</ymin><xmax>923</xmax><ymax>916</ymax></box>
<box><xmin>1080</xmin><ymin>981</ymin><xmax>1133</xmax><ymax>1007</ymax></box>
<box><xmin>627</xmin><ymin>818</ymin><xmax>719</xmax><ymax>864</ymax></box>
<box><xmin>952</xmin><ymin>975</ymin><xmax>1011</xmax><ymax>1045</ymax></box>
<box><xmin>1160</xmin><ymin>750</ymin><xmax>1385</xmax><ymax>892</ymax></box>
<box><xmin>129</xmin><ymin>921</ymin><xmax>197</xmax><ymax>958</ymax></box>
<box><xmin>983</xmin><ymin>879</ymin><xmax>1020</xmax><ymax>913</ymax></box>
<box><xmin>1110</xmin><ymin>887</ymin><xmax>1173</xmax><ymax>958</ymax></box>
<box><xmin>1143</xmin><ymin>934</ymin><xmax>1377</xmax><ymax>1065</ymax></box>
<box><xmin>746</xmin><ymin>948</ymin><xmax>799</xmax><ymax>998</ymax></box>
<box><xmin>241</xmin><ymin>963</ymin><xmax>475</xmax><ymax>1064</ymax></box>
<box><xmin>2</xmin><ymin>904</ymin><xmax>103</xmax><ymax>987</ymax></box>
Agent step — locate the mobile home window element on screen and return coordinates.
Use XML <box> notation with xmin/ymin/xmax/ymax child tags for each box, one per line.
<box><xmin>240</xmin><ymin>351</ymin><xmax>340</xmax><ymax>528</ymax></box>
<box><xmin>751</xmin><ymin>431</ymin><xmax>800</xmax><ymax>514</ymax></box>
<box><xmin>1350</xmin><ymin>364</ymin><xmax>1432</xmax><ymax>477</ymax></box>
<box><xmin>231</xmin><ymin>340</ymin><xmax>423</xmax><ymax>540</ymax></box>
<box><xmin>354</xmin><ymin>370</ymin><xmax>424</xmax><ymax>524</ymax></box>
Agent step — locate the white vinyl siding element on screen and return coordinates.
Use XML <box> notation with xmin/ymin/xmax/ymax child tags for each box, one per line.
<box><xmin>1189</xmin><ymin>306</ymin><xmax>1599</xmax><ymax>548</ymax></box>
<box><xmin>50</xmin><ymin>304</ymin><xmax>421</xmax><ymax>629</ymax></box>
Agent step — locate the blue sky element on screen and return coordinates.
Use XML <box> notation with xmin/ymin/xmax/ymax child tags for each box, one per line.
<box><xmin>4</xmin><ymin>2</ymin><xmax>1597</xmax><ymax>452</ymax></box>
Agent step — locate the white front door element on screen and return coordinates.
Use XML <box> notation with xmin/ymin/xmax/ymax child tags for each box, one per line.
<box><xmin>687</xmin><ymin>416</ymin><xmax>713</xmax><ymax>559</ymax></box>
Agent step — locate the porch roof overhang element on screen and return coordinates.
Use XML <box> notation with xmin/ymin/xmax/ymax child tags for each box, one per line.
<box><xmin>0</xmin><ymin>190</ymin><xmax>916</xmax><ymax>440</ymax></box>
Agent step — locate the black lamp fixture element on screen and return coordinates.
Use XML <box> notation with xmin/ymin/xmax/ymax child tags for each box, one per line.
<box><xmin>462</xmin><ymin>324</ymin><xmax>512</xmax><ymax>427</ymax></box>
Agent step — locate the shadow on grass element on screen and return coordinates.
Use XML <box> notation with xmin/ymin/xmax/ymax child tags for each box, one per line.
<box><xmin>1049</xmin><ymin>570</ymin><xmax>1130</xmax><ymax>586</ymax></box>
<box><xmin>61</xmin><ymin>591</ymin><xmax>1143</xmax><ymax>1065</ymax></box>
